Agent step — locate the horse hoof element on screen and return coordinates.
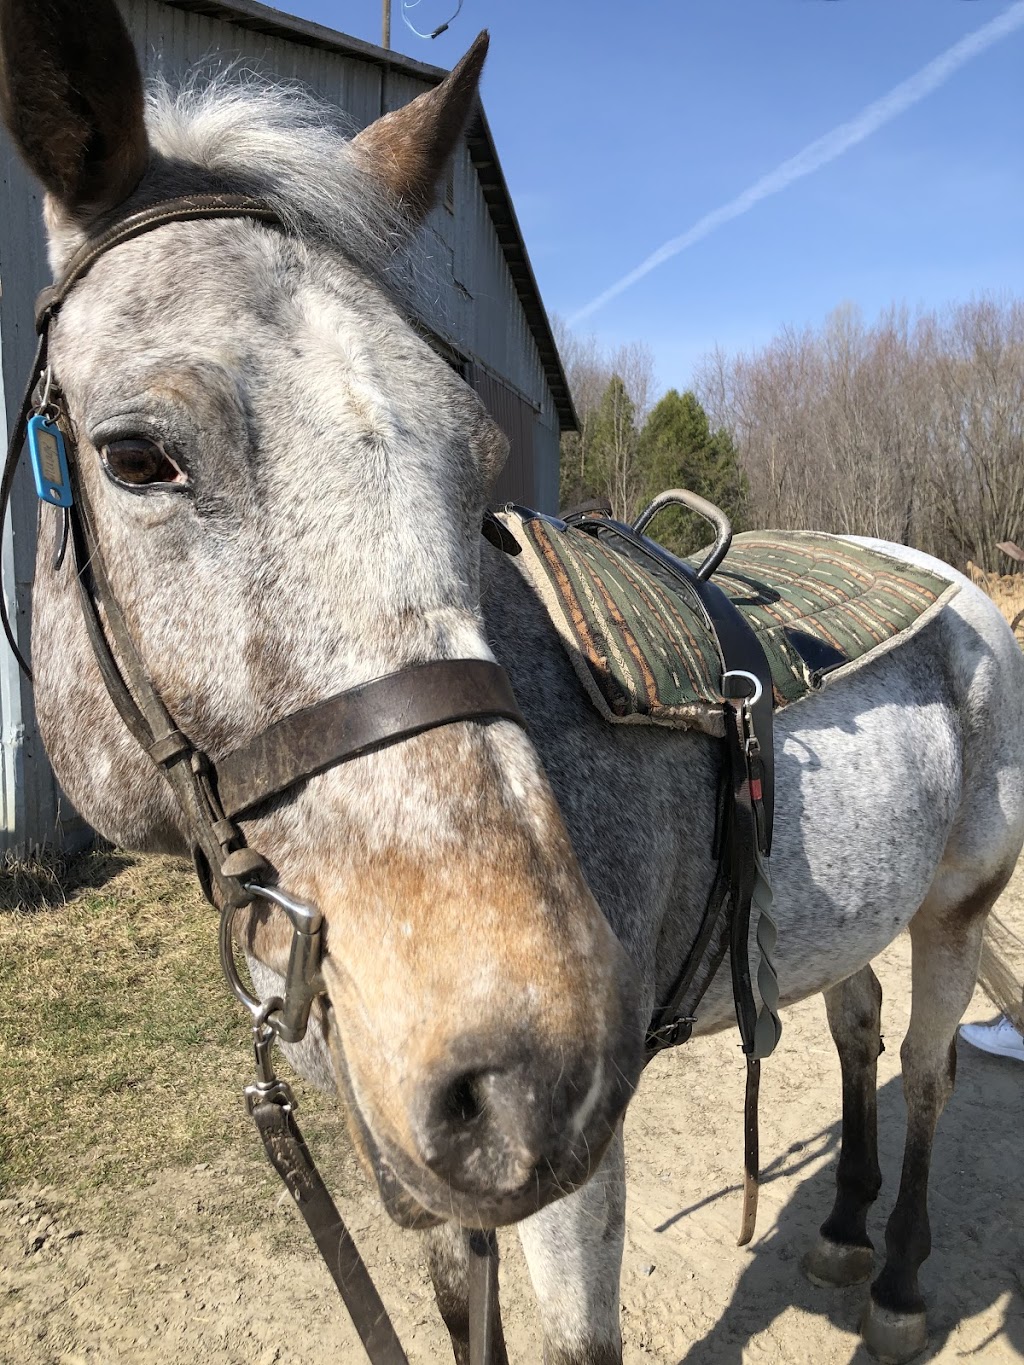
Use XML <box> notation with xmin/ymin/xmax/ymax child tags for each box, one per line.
<box><xmin>802</xmin><ymin>1236</ymin><xmax>874</xmax><ymax>1288</ymax></box>
<box><xmin>860</xmin><ymin>1299</ymin><xmax>928</xmax><ymax>1363</ymax></box>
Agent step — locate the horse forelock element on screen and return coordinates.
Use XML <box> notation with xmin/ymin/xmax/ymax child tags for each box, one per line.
<box><xmin>47</xmin><ymin>73</ymin><xmax>431</xmax><ymax>304</ymax></box>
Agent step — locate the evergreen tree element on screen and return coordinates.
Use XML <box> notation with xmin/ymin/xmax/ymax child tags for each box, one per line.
<box><xmin>638</xmin><ymin>389</ymin><xmax>748</xmax><ymax>554</ymax></box>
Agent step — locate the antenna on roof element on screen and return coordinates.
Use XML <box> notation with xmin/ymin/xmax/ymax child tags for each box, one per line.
<box><xmin>401</xmin><ymin>0</ymin><xmax>464</xmax><ymax>40</ymax></box>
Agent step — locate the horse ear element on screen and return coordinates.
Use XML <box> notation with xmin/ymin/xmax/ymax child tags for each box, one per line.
<box><xmin>0</xmin><ymin>0</ymin><xmax>149</xmax><ymax>218</ymax></box>
<box><xmin>352</xmin><ymin>31</ymin><xmax>489</xmax><ymax>223</ymax></box>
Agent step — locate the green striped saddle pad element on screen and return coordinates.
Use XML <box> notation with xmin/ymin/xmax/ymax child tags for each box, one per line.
<box><xmin>498</xmin><ymin>508</ymin><xmax>958</xmax><ymax>737</ymax></box>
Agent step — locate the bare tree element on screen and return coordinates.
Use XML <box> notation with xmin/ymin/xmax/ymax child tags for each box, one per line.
<box><xmin>695</xmin><ymin>296</ymin><xmax>1024</xmax><ymax>571</ymax></box>
<box><xmin>612</xmin><ymin>341</ymin><xmax>655</xmax><ymax>428</ymax></box>
<box><xmin>553</xmin><ymin>316</ymin><xmax>609</xmax><ymax>508</ymax></box>
<box><xmin>553</xmin><ymin>320</ymin><xmax>654</xmax><ymax>517</ymax></box>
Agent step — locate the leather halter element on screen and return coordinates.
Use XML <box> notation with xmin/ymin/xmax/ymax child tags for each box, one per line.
<box><xmin>1</xmin><ymin>192</ymin><xmax>524</xmax><ymax>1365</ymax></box>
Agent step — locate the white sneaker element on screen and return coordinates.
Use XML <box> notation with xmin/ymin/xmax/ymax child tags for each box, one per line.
<box><xmin>959</xmin><ymin>1016</ymin><xmax>1024</xmax><ymax>1063</ymax></box>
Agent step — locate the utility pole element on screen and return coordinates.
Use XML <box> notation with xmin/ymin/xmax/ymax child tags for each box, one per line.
<box><xmin>382</xmin><ymin>0</ymin><xmax>391</xmax><ymax>49</ymax></box>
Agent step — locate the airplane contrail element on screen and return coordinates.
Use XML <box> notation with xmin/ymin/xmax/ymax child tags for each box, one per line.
<box><xmin>569</xmin><ymin>1</ymin><xmax>1024</xmax><ymax>325</ymax></box>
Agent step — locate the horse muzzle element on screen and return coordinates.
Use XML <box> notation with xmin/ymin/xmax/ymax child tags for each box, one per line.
<box><xmin>324</xmin><ymin>978</ymin><xmax>641</xmax><ymax>1229</ymax></box>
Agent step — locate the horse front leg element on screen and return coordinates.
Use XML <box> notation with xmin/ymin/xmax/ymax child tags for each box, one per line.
<box><xmin>517</xmin><ymin>1123</ymin><xmax>627</xmax><ymax>1365</ymax></box>
<box><xmin>861</xmin><ymin>875</ymin><xmax>998</xmax><ymax>1364</ymax></box>
<box><xmin>804</xmin><ymin>964</ymin><xmax>884</xmax><ymax>1288</ymax></box>
<box><xmin>424</xmin><ymin>1222</ymin><xmax>510</xmax><ymax>1365</ymax></box>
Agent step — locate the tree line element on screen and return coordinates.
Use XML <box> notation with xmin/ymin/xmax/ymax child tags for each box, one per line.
<box><xmin>556</xmin><ymin>297</ymin><xmax>1024</xmax><ymax>571</ymax></box>
<box><xmin>554</xmin><ymin>324</ymin><xmax>748</xmax><ymax>555</ymax></box>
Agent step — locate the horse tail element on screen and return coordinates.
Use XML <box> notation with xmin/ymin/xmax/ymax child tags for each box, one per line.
<box><xmin>977</xmin><ymin>911</ymin><xmax>1024</xmax><ymax>1031</ymax></box>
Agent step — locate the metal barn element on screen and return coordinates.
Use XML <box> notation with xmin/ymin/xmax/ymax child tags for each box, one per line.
<box><xmin>0</xmin><ymin>0</ymin><xmax>575</xmax><ymax>853</ymax></box>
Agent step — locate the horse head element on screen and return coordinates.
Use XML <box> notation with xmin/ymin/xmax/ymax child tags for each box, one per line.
<box><xmin>0</xmin><ymin>0</ymin><xmax>642</xmax><ymax>1228</ymax></box>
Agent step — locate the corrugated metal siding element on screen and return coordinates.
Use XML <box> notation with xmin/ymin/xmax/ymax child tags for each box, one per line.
<box><xmin>473</xmin><ymin>369</ymin><xmax>538</xmax><ymax>508</ymax></box>
<box><xmin>0</xmin><ymin>0</ymin><xmax>561</xmax><ymax>851</ymax></box>
<box><xmin>120</xmin><ymin>0</ymin><xmax>384</xmax><ymax>122</ymax></box>
<box><xmin>456</xmin><ymin>161</ymin><xmax>560</xmax><ymax>509</ymax></box>
<box><xmin>0</xmin><ymin>113</ymin><xmax>77</xmax><ymax>852</ymax></box>
<box><xmin>533</xmin><ymin>417</ymin><xmax>560</xmax><ymax>515</ymax></box>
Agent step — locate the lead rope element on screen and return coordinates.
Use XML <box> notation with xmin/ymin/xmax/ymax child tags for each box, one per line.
<box><xmin>228</xmin><ymin>942</ymin><xmax>499</xmax><ymax>1364</ymax></box>
<box><xmin>242</xmin><ymin>1011</ymin><xmax>411</xmax><ymax>1365</ymax></box>
<box><xmin>467</xmin><ymin>1231</ymin><xmax>501</xmax><ymax>1364</ymax></box>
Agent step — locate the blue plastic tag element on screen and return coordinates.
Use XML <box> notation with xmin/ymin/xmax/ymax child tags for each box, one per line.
<box><xmin>27</xmin><ymin>414</ymin><xmax>73</xmax><ymax>508</ymax></box>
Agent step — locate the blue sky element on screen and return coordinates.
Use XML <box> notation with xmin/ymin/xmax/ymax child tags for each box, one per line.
<box><xmin>287</xmin><ymin>1</ymin><xmax>1022</xmax><ymax>393</ymax></box>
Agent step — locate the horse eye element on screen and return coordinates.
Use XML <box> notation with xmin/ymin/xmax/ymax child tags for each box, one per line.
<box><xmin>101</xmin><ymin>438</ymin><xmax>189</xmax><ymax>490</ymax></box>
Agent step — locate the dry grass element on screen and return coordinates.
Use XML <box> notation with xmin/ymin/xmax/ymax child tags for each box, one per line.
<box><xmin>966</xmin><ymin>560</ymin><xmax>1024</xmax><ymax>637</ymax></box>
<box><xmin>0</xmin><ymin>846</ymin><xmax>70</xmax><ymax>912</ymax></box>
<box><xmin>0</xmin><ymin>846</ymin><xmax>356</xmax><ymax>1252</ymax></box>
<box><xmin>0</xmin><ymin>848</ymin><xmax>257</xmax><ymax>1194</ymax></box>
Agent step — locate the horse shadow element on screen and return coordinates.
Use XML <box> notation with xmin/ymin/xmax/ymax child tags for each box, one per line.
<box><xmin>668</xmin><ymin>1059</ymin><xmax>1024</xmax><ymax>1364</ymax></box>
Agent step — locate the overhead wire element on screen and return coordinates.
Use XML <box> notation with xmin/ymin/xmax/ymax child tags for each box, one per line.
<box><xmin>400</xmin><ymin>0</ymin><xmax>464</xmax><ymax>40</ymax></box>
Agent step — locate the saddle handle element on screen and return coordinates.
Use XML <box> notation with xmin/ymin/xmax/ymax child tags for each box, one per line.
<box><xmin>633</xmin><ymin>489</ymin><xmax>732</xmax><ymax>581</ymax></box>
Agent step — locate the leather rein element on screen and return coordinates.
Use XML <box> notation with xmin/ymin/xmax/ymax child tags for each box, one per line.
<box><xmin>0</xmin><ymin>193</ymin><xmax>523</xmax><ymax>1365</ymax></box>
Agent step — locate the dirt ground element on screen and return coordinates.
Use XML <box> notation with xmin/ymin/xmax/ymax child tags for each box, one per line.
<box><xmin>1</xmin><ymin>873</ymin><xmax>1022</xmax><ymax>1365</ymax></box>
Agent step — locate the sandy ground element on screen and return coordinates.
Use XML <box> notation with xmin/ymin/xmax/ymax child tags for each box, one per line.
<box><xmin>2</xmin><ymin>889</ymin><xmax>1022</xmax><ymax>1365</ymax></box>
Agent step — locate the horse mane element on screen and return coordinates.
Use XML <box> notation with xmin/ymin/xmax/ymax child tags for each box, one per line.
<box><xmin>143</xmin><ymin>72</ymin><xmax>419</xmax><ymax>290</ymax></box>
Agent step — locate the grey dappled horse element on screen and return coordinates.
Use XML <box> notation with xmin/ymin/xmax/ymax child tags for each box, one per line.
<box><xmin>3</xmin><ymin>4</ymin><xmax>1022</xmax><ymax>1362</ymax></box>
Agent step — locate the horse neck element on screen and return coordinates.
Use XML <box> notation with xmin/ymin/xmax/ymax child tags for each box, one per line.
<box><xmin>480</xmin><ymin>539</ymin><xmax>722</xmax><ymax>986</ymax></box>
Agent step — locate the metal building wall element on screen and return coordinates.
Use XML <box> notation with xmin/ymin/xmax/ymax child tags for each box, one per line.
<box><xmin>0</xmin><ymin>0</ymin><xmax>562</xmax><ymax>852</ymax></box>
<box><xmin>0</xmin><ymin>115</ymin><xmax>88</xmax><ymax>853</ymax></box>
<box><xmin>474</xmin><ymin>370</ymin><xmax>537</xmax><ymax>507</ymax></box>
<box><xmin>375</xmin><ymin>70</ymin><xmax>562</xmax><ymax>510</ymax></box>
<box><xmin>119</xmin><ymin>0</ymin><xmax>384</xmax><ymax>123</ymax></box>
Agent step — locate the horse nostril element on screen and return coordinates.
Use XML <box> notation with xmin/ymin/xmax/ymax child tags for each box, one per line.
<box><xmin>414</xmin><ymin>1048</ymin><xmax>587</xmax><ymax>1192</ymax></box>
<box><xmin>443</xmin><ymin>1071</ymin><xmax>485</xmax><ymax>1126</ymax></box>
<box><xmin>418</xmin><ymin>1064</ymin><xmax>535</xmax><ymax>1183</ymax></box>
